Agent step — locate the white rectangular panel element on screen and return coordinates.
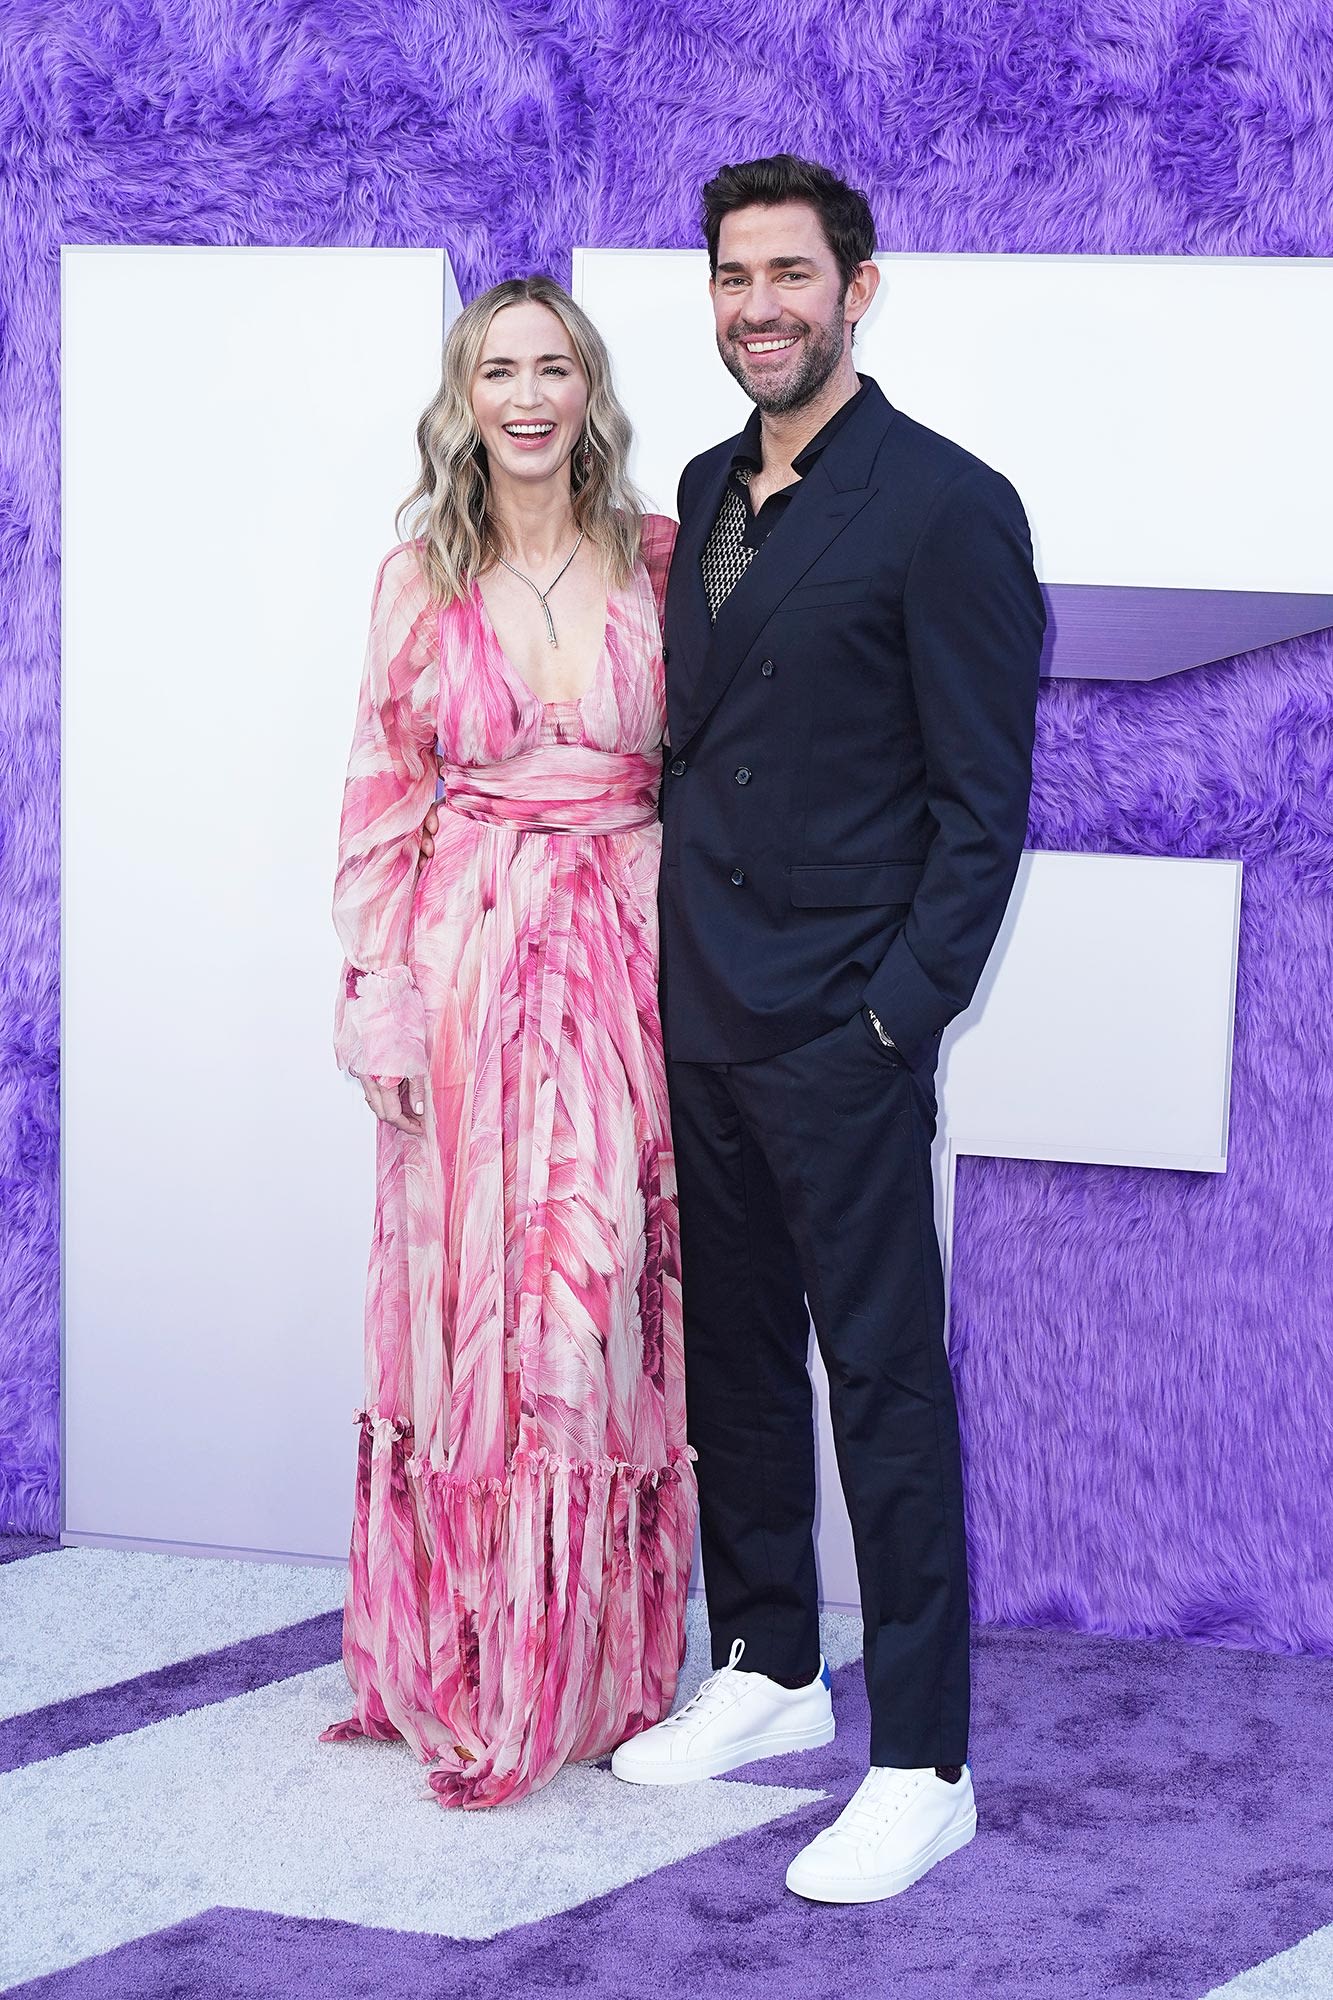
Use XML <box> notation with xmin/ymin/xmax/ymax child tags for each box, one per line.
<box><xmin>62</xmin><ymin>247</ymin><xmax>450</xmax><ymax>1557</ymax></box>
<box><xmin>572</xmin><ymin>248</ymin><xmax>749</xmax><ymax>517</ymax></box>
<box><xmin>574</xmin><ymin>248</ymin><xmax>1333</xmax><ymax>593</ymax></box>
<box><xmin>940</xmin><ymin>851</ymin><xmax>1241</xmax><ymax>1173</ymax></box>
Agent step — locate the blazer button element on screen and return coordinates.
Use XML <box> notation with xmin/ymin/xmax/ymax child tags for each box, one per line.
<box><xmin>670</xmin><ymin>757</ymin><xmax>686</xmax><ymax>777</ymax></box>
<box><xmin>760</xmin><ymin>659</ymin><xmax>775</xmax><ymax>677</ymax></box>
<box><xmin>730</xmin><ymin>867</ymin><xmax>745</xmax><ymax>886</ymax></box>
<box><xmin>734</xmin><ymin>766</ymin><xmax>752</xmax><ymax>785</ymax></box>
<box><xmin>662</xmin><ymin>645</ymin><xmax>671</xmax><ymax>664</ymax></box>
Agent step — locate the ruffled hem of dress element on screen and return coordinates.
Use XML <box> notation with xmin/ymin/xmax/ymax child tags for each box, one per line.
<box><xmin>347</xmin><ymin>1405</ymin><xmax>697</xmax><ymax>1487</ymax></box>
<box><xmin>321</xmin><ymin>1405</ymin><xmax>698</xmax><ymax>1808</ymax></box>
<box><xmin>334</xmin><ymin>963</ymin><xmax>427</xmax><ymax>1080</ymax></box>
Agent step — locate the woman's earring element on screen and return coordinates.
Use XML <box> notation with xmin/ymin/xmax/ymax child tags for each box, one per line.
<box><xmin>581</xmin><ymin>431</ymin><xmax>594</xmax><ymax>475</ymax></box>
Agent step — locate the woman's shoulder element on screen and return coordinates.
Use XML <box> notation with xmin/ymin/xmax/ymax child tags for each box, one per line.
<box><xmin>374</xmin><ymin>538</ymin><xmax>427</xmax><ymax>593</ymax></box>
<box><xmin>638</xmin><ymin>511</ymin><xmax>679</xmax><ymax>563</ymax></box>
<box><xmin>634</xmin><ymin>513</ymin><xmax>676</xmax><ymax>625</ymax></box>
<box><xmin>636</xmin><ymin>512</ymin><xmax>678</xmax><ymax>589</ymax></box>
<box><xmin>370</xmin><ymin>540</ymin><xmax>442</xmax><ymax>623</ymax></box>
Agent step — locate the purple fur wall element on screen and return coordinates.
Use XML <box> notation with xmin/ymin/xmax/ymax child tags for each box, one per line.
<box><xmin>2</xmin><ymin>3</ymin><xmax>1331</xmax><ymax>1651</ymax></box>
<box><xmin>954</xmin><ymin>639</ymin><xmax>1333</xmax><ymax>1651</ymax></box>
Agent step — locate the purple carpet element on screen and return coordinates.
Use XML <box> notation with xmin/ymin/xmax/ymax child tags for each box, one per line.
<box><xmin>7</xmin><ymin>1616</ymin><xmax>1332</xmax><ymax>1999</ymax></box>
<box><xmin>0</xmin><ymin>1536</ymin><xmax>61</xmax><ymax>1566</ymax></box>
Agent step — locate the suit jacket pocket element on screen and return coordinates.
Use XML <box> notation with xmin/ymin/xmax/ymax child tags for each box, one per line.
<box><xmin>789</xmin><ymin>861</ymin><xmax>923</xmax><ymax>907</ymax></box>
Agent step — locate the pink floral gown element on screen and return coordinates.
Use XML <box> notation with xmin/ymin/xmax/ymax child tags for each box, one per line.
<box><xmin>324</xmin><ymin>514</ymin><xmax>695</xmax><ymax>1809</ymax></box>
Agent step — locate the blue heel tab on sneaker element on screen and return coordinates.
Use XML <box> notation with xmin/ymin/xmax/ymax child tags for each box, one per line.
<box><xmin>820</xmin><ymin>1660</ymin><xmax>831</xmax><ymax>1689</ymax></box>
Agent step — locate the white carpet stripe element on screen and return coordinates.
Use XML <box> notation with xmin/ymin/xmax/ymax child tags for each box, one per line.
<box><xmin>1202</xmin><ymin>1925</ymin><xmax>1333</xmax><ymax>1998</ymax></box>
<box><xmin>0</xmin><ymin>1549</ymin><xmax>345</xmax><ymax>1717</ymax></box>
<box><xmin>0</xmin><ymin>1660</ymin><xmax>826</xmax><ymax>1987</ymax></box>
<box><xmin>0</xmin><ymin>1546</ymin><xmax>863</xmax><ymax>1725</ymax></box>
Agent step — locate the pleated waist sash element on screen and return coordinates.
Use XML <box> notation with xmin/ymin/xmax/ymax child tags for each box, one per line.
<box><xmin>439</xmin><ymin>746</ymin><xmax>660</xmax><ymax>835</ymax></box>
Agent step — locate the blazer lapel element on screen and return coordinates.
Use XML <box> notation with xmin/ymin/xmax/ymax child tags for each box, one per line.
<box><xmin>673</xmin><ymin>457</ymin><xmax>876</xmax><ymax>750</ymax></box>
<box><xmin>696</xmin><ymin>464</ymin><xmax>872</xmax><ymax>724</ymax></box>
<box><xmin>667</xmin><ymin>380</ymin><xmax>898</xmax><ymax>750</ymax></box>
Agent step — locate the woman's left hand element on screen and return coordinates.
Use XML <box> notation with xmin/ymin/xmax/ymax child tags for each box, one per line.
<box><xmin>418</xmin><ymin>802</ymin><xmax>439</xmax><ymax>869</ymax></box>
<box><xmin>360</xmin><ymin>1075</ymin><xmax>425</xmax><ymax>1134</ymax></box>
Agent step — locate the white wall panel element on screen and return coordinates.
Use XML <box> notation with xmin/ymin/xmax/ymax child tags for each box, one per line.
<box><xmin>941</xmin><ymin>851</ymin><xmax>1240</xmax><ymax>1175</ymax></box>
<box><xmin>574</xmin><ymin>247</ymin><xmax>1333</xmax><ymax>592</ymax></box>
<box><xmin>62</xmin><ymin>247</ymin><xmax>451</xmax><ymax>1559</ymax></box>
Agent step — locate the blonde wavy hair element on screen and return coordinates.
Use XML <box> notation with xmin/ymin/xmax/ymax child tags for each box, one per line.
<box><xmin>397</xmin><ymin>275</ymin><xmax>644</xmax><ymax>603</ymax></box>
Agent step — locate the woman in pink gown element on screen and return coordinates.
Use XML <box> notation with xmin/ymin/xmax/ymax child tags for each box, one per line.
<box><xmin>323</xmin><ymin>276</ymin><xmax>695</xmax><ymax>1808</ymax></box>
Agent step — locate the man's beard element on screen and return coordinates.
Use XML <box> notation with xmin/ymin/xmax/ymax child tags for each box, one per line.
<box><xmin>718</xmin><ymin>305</ymin><xmax>846</xmax><ymax>415</ymax></box>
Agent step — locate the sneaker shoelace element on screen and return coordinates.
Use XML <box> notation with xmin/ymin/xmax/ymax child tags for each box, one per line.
<box><xmin>837</xmin><ymin>1766</ymin><xmax>926</xmax><ymax>1838</ymax></box>
<box><xmin>659</xmin><ymin>1636</ymin><xmax>747</xmax><ymax>1729</ymax></box>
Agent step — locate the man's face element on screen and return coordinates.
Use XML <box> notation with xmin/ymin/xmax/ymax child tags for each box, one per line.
<box><xmin>711</xmin><ymin>200</ymin><xmax>865</xmax><ymax>415</ymax></box>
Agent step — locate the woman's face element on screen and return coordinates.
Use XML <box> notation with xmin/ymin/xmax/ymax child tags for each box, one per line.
<box><xmin>471</xmin><ymin>301</ymin><xmax>590</xmax><ymax>488</ymax></box>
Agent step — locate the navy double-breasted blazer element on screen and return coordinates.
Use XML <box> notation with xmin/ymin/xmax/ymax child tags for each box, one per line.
<box><xmin>657</xmin><ymin>375</ymin><xmax>1046</xmax><ymax>1069</ymax></box>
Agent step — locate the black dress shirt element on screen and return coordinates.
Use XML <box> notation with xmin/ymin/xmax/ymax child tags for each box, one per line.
<box><xmin>699</xmin><ymin>379</ymin><xmax>869</xmax><ymax>622</ymax></box>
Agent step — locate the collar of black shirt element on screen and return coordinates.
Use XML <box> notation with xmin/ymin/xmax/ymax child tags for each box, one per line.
<box><xmin>729</xmin><ymin>373</ymin><xmax>870</xmax><ymax>479</ymax></box>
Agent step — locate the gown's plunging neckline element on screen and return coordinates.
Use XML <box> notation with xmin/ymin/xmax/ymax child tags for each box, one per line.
<box><xmin>472</xmin><ymin>575</ymin><xmax>611</xmax><ymax>712</ymax></box>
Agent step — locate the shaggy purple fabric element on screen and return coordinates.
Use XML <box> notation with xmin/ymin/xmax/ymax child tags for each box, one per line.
<box><xmin>953</xmin><ymin>633</ymin><xmax>1333</xmax><ymax>1652</ymax></box>
<box><xmin>1</xmin><ymin>3</ymin><xmax>1331</xmax><ymax>1658</ymax></box>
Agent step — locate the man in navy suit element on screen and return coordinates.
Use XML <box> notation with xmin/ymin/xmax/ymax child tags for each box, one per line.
<box><xmin>610</xmin><ymin>155</ymin><xmax>1046</xmax><ymax>1904</ymax></box>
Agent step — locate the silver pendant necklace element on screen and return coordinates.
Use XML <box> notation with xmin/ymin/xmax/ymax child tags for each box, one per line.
<box><xmin>495</xmin><ymin>528</ymin><xmax>585</xmax><ymax>647</ymax></box>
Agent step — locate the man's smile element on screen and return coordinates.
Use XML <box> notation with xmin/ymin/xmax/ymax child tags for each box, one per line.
<box><xmin>737</xmin><ymin>332</ymin><xmax>802</xmax><ymax>357</ymax></box>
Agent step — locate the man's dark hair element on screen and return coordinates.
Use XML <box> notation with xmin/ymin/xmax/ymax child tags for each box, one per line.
<box><xmin>700</xmin><ymin>154</ymin><xmax>876</xmax><ymax>291</ymax></box>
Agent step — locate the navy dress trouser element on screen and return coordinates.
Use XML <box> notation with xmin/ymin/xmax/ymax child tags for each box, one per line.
<box><xmin>667</xmin><ymin>1010</ymin><xmax>971</xmax><ymax>1770</ymax></box>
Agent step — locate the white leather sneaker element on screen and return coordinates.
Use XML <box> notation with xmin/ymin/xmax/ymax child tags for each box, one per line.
<box><xmin>785</xmin><ymin>1765</ymin><xmax>976</xmax><ymax>1902</ymax></box>
<box><xmin>611</xmin><ymin>1638</ymin><xmax>834</xmax><ymax>1784</ymax></box>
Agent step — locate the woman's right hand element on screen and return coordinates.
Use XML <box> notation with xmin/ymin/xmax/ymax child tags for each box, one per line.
<box><xmin>360</xmin><ymin>1075</ymin><xmax>425</xmax><ymax>1134</ymax></box>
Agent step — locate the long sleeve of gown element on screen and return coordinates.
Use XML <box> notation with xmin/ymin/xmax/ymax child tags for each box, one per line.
<box><xmin>333</xmin><ymin>544</ymin><xmax>441</xmax><ymax>1081</ymax></box>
